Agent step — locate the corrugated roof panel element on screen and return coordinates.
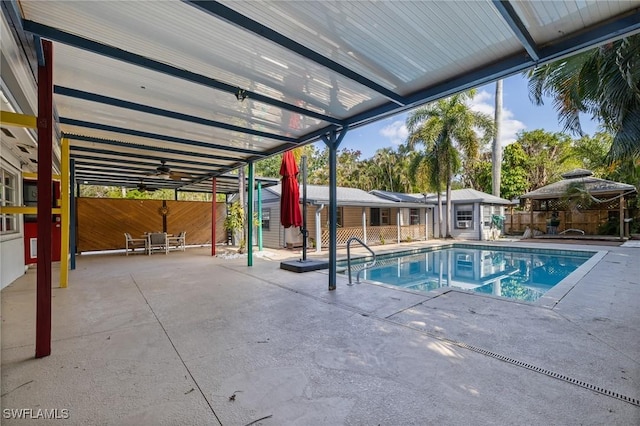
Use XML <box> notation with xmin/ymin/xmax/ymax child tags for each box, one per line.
<box><xmin>223</xmin><ymin>0</ymin><xmax>522</xmax><ymax>96</ymax></box>
<box><xmin>21</xmin><ymin>0</ymin><xmax>386</xmax><ymax>119</ymax></box>
<box><xmin>63</xmin><ymin>127</ymin><xmax>246</xmax><ymax>163</ymax></box>
<box><xmin>56</xmin><ymin>97</ymin><xmax>286</xmax><ymax>153</ymax></box>
<box><xmin>70</xmin><ymin>158</ymin><xmax>221</xmax><ymax>177</ymax></box>
<box><xmin>50</xmin><ymin>44</ymin><xmax>318</xmax><ymax>139</ymax></box>
<box><xmin>512</xmin><ymin>1</ymin><xmax>639</xmax><ymax>45</ymax></box>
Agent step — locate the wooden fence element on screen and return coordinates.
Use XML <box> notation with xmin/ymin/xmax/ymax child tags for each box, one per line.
<box><xmin>505</xmin><ymin>209</ymin><xmax>613</xmax><ymax>235</ymax></box>
<box><xmin>77</xmin><ymin>198</ymin><xmax>227</xmax><ymax>252</ymax></box>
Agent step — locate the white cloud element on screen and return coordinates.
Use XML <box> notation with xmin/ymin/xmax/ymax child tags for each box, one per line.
<box><xmin>379</xmin><ymin>120</ymin><xmax>408</xmax><ymax>146</ymax></box>
<box><xmin>467</xmin><ymin>90</ymin><xmax>526</xmax><ymax>146</ymax></box>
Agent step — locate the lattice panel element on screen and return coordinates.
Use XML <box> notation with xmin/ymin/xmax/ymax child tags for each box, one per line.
<box><xmin>367</xmin><ymin>225</ymin><xmax>400</xmax><ymax>245</ymax></box>
<box><xmin>534</xmin><ymin>197</ymin><xmax>621</xmax><ymax>211</ymax></box>
<box><xmin>321</xmin><ymin>227</ymin><xmax>364</xmax><ymax>247</ymax></box>
<box><xmin>320</xmin><ymin>225</ymin><xmax>427</xmax><ymax>247</ymax></box>
<box><xmin>400</xmin><ymin>225</ymin><xmax>426</xmax><ymax>241</ymax></box>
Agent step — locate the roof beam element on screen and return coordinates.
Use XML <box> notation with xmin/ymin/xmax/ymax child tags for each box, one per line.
<box><xmin>54</xmin><ymin>86</ymin><xmax>298</xmax><ymax>145</ymax></box>
<box><xmin>492</xmin><ymin>1</ymin><xmax>540</xmax><ymax>61</ymax></box>
<box><xmin>65</xmin><ymin>134</ymin><xmax>239</xmax><ymax>163</ymax></box>
<box><xmin>22</xmin><ymin>20</ymin><xmax>343</xmax><ymax>125</ymax></box>
<box><xmin>74</xmin><ymin>164</ymin><xmax>196</xmax><ymax>177</ymax></box>
<box><xmin>75</xmin><ymin>176</ymin><xmax>183</xmax><ymax>188</ymax></box>
<box><xmin>73</xmin><ymin>159</ymin><xmax>219</xmax><ymax>175</ymax></box>
<box><xmin>60</xmin><ymin>118</ymin><xmax>265</xmax><ymax>156</ymax></box>
<box><xmin>70</xmin><ymin>149</ymin><xmax>227</xmax><ymax>170</ymax></box>
<box><xmin>184</xmin><ymin>0</ymin><xmax>406</xmax><ymax>106</ymax></box>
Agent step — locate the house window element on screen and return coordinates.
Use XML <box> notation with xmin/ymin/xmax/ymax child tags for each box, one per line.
<box><xmin>337</xmin><ymin>207</ymin><xmax>343</xmax><ymax>227</ymax></box>
<box><xmin>410</xmin><ymin>208</ymin><xmax>420</xmax><ymax>225</ymax></box>
<box><xmin>371</xmin><ymin>208</ymin><xmax>390</xmax><ymax>226</ymax></box>
<box><xmin>370</xmin><ymin>208</ymin><xmax>380</xmax><ymax>226</ymax></box>
<box><xmin>380</xmin><ymin>208</ymin><xmax>390</xmax><ymax>225</ymax></box>
<box><xmin>1</xmin><ymin>168</ymin><xmax>18</xmax><ymax>234</ymax></box>
<box><xmin>455</xmin><ymin>204</ymin><xmax>473</xmax><ymax>229</ymax></box>
<box><xmin>262</xmin><ymin>208</ymin><xmax>270</xmax><ymax>231</ymax></box>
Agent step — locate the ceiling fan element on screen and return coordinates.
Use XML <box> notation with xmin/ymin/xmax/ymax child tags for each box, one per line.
<box><xmin>136</xmin><ymin>181</ymin><xmax>157</xmax><ymax>192</ymax></box>
<box><xmin>147</xmin><ymin>160</ymin><xmax>192</xmax><ymax>181</ymax></box>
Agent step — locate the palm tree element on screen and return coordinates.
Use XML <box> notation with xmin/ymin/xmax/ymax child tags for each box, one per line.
<box><xmin>406</xmin><ymin>149</ymin><xmax>445</xmax><ymax>237</ymax></box>
<box><xmin>406</xmin><ymin>90</ymin><xmax>494</xmax><ymax>238</ymax></box>
<box><xmin>527</xmin><ymin>35</ymin><xmax>640</xmax><ymax>161</ymax></box>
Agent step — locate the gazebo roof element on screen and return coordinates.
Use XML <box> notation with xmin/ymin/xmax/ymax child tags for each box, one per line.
<box><xmin>521</xmin><ymin>169</ymin><xmax>636</xmax><ymax>200</ymax></box>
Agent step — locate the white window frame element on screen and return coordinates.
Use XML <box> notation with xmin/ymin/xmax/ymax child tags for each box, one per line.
<box><xmin>455</xmin><ymin>204</ymin><xmax>473</xmax><ymax>229</ymax></box>
<box><xmin>380</xmin><ymin>208</ymin><xmax>390</xmax><ymax>226</ymax></box>
<box><xmin>262</xmin><ymin>207</ymin><xmax>270</xmax><ymax>231</ymax></box>
<box><xmin>409</xmin><ymin>208</ymin><xmax>420</xmax><ymax>225</ymax></box>
<box><xmin>1</xmin><ymin>167</ymin><xmax>18</xmax><ymax>235</ymax></box>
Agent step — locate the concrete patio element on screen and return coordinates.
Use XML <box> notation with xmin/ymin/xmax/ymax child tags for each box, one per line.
<box><xmin>1</xmin><ymin>241</ymin><xmax>639</xmax><ymax>425</ymax></box>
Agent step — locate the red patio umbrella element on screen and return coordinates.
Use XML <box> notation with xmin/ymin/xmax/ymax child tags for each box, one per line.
<box><xmin>280</xmin><ymin>150</ymin><xmax>303</xmax><ymax>228</ymax></box>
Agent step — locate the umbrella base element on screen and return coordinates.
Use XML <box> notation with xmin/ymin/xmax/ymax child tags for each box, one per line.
<box><xmin>280</xmin><ymin>259</ymin><xmax>329</xmax><ymax>273</ymax></box>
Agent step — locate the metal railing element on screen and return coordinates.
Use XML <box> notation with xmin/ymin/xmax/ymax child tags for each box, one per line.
<box><xmin>346</xmin><ymin>236</ymin><xmax>376</xmax><ymax>285</ymax></box>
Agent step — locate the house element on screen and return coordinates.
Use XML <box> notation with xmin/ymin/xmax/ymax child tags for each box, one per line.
<box><xmin>426</xmin><ymin>189</ymin><xmax>514</xmax><ymax>240</ymax></box>
<box><xmin>260</xmin><ymin>185</ymin><xmax>429</xmax><ymax>251</ymax></box>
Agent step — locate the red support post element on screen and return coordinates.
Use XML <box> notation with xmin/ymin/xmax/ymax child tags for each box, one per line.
<box><xmin>36</xmin><ymin>40</ymin><xmax>53</xmax><ymax>358</ymax></box>
<box><xmin>211</xmin><ymin>178</ymin><xmax>216</xmax><ymax>256</ymax></box>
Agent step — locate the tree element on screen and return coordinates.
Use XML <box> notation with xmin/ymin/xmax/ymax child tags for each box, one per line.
<box><xmin>527</xmin><ymin>34</ymin><xmax>640</xmax><ymax>162</ymax></box>
<box><xmin>516</xmin><ymin>129</ymin><xmax>574</xmax><ymax>191</ymax></box>
<box><xmin>570</xmin><ymin>132</ymin><xmax>613</xmax><ymax>177</ymax></box>
<box><xmin>255</xmin><ymin>154</ymin><xmax>282</xmax><ymax>178</ymax></box>
<box><xmin>406</xmin><ymin>91</ymin><xmax>494</xmax><ymax>237</ymax></box>
<box><xmin>500</xmin><ymin>142</ymin><xmax>530</xmax><ymax>201</ymax></box>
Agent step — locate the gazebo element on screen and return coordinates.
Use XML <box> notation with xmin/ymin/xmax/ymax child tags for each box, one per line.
<box><xmin>520</xmin><ymin>169</ymin><xmax>637</xmax><ymax>239</ymax></box>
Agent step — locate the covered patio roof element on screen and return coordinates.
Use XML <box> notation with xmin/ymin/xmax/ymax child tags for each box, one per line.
<box><xmin>2</xmin><ymin>0</ymin><xmax>640</xmax><ymax>192</ymax></box>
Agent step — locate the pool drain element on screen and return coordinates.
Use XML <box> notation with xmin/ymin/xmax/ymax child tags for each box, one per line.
<box><xmin>431</xmin><ymin>333</ymin><xmax>640</xmax><ymax>407</ymax></box>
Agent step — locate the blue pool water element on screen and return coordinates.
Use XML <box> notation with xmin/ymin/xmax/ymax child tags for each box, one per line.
<box><xmin>339</xmin><ymin>245</ymin><xmax>594</xmax><ymax>302</ymax></box>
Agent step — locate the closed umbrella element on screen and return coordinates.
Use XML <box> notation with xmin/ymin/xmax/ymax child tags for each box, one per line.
<box><xmin>280</xmin><ymin>151</ymin><xmax>303</xmax><ymax>228</ymax></box>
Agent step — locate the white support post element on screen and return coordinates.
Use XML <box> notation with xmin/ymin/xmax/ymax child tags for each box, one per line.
<box><xmin>315</xmin><ymin>204</ymin><xmax>324</xmax><ymax>253</ymax></box>
<box><xmin>425</xmin><ymin>208</ymin><xmax>429</xmax><ymax>240</ymax></box>
<box><xmin>362</xmin><ymin>207</ymin><xmax>367</xmax><ymax>244</ymax></box>
<box><xmin>397</xmin><ymin>209</ymin><xmax>401</xmax><ymax>243</ymax></box>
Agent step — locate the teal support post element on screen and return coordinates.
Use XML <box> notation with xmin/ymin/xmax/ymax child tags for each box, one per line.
<box><xmin>257</xmin><ymin>181</ymin><xmax>263</xmax><ymax>251</ymax></box>
<box><xmin>247</xmin><ymin>162</ymin><xmax>255</xmax><ymax>266</ymax></box>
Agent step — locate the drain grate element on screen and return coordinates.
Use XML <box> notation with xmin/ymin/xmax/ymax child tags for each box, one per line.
<box><xmin>442</xmin><ymin>337</ymin><xmax>640</xmax><ymax>407</ymax></box>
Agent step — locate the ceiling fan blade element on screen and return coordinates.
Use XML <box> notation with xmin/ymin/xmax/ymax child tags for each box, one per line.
<box><xmin>170</xmin><ymin>171</ymin><xmax>192</xmax><ymax>181</ymax></box>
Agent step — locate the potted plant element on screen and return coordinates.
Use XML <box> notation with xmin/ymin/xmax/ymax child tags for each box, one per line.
<box><xmin>224</xmin><ymin>202</ymin><xmax>245</xmax><ymax>253</ymax></box>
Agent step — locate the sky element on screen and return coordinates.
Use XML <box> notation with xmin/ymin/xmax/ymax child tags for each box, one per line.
<box><xmin>327</xmin><ymin>73</ymin><xmax>602</xmax><ymax>159</ymax></box>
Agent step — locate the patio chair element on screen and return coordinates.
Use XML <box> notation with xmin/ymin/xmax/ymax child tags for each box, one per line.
<box><xmin>167</xmin><ymin>231</ymin><xmax>186</xmax><ymax>251</ymax></box>
<box><xmin>124</xmin><ymin>233</ymin><xmax>147</xmax><ymax>255</ymax></box>
<box><xmin>147</xmin><ymin>232</ymin><xmax>168</xmax><ymax>255</ymax></box>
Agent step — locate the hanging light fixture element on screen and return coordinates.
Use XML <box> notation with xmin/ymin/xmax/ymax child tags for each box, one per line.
<box><xmin>235</xmin><ymin>88</ymin><xmax>248</xmax><ymax>102</ymax></box>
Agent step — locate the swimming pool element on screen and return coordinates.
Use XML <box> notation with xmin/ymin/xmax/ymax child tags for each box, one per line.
<box><xmin>338</xmin><ymin>245</ymin><xmax>595</xmax><ymax>302</ymax></box>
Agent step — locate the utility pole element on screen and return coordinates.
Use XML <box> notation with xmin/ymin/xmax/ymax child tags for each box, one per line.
<box><xmin>492</xmin><ymin>79</ymin><xmax>503</xmax><ymax>197</ymax></box>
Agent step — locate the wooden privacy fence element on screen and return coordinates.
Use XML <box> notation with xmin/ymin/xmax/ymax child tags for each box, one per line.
<box><xmin>76</xmin><ymin>198</ymin><xmax>227</xmax><ymax>252</ymax></box>
<box><xmin>505</xmin><ymin>209</ymin><xmax>613</xmax><ymax>235</ymax></box>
